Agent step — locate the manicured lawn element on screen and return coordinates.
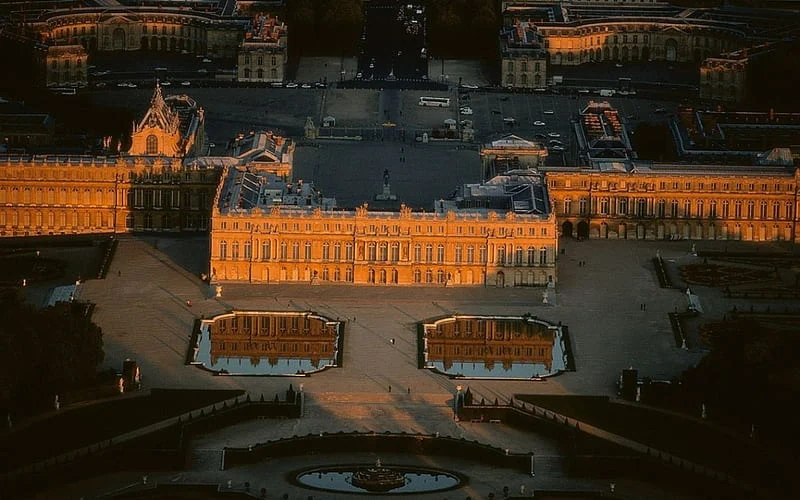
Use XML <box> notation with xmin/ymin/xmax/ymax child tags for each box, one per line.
<box><xmin>516</xmin><ymin>395</ymin><xmax>784</xmax><ymax>485</ymax></box>
<box><xmin>1</xmin><ymin>389</ymin><xmax>243</xmax><ymax>471</ymax></box>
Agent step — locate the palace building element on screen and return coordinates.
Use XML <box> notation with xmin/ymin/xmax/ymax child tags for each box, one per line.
<box><xmin>500</xmin><ymin>20</ymin><xmax>548</xmax><ymax>89</ymax></box>
<box><xmin>44</xmin><ymin>44</ymin><xmax>88</xmax><ymax>88</ymax></box>
<box><xmin>209</xmin><ymin>167</ymin><xmax>559</xmax><ymax>287</ymax></box>
<box><xmin>236</xmin><ymin>14</ymin><xmax>288</xmax><ymax>84</ymax></box>
<box><xmin>545</xmin><ymin>163</ymin><xmax>800</xmax><ymax>242</ymax></box>
<box><xmin>0</xmin><ymin>85</ymin><xmax>291</xmax><ymax>237</ymax></box>
<box><xmin>26</xmin><ymin>6</ymin><xmax>247</xmax><ymax>57</ymax></box>
<box><xmin>499</xmin><ymin>2</ymin><xmax>800</xmax><ymax>68</ymax></box>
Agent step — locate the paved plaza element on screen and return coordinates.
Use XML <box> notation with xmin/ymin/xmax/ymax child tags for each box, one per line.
<box><xmin>79</xmin><ymin>234</ymin><xmax>719</xmax><ymax>403</ymax></box>
<box><xmin>294</xmin><ymin>142</ymin><xmax>479</xmax><ymax>209</ymax></box>
<box><xmin>41</xmin><ymin>234</ymin><xmax>744</xmax><ymax>498</ymax></box>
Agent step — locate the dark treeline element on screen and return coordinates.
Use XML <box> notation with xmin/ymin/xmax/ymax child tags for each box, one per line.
<box><xmin>284</xmin><ymin>0</ymin><xmax>502</xmax><ymax>59</ymax></box>
<box><xmin>0</xmin><ymin>296</ymin><xmax>104</xmax><ymax>415</ymax></box>
<box><xmin>286</xmin><ymin>0</ymin><xmax>364</xmax><ymax>56</ymax></box>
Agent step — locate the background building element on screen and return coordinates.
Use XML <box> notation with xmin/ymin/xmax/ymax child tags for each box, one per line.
<box><xmin>44</xmin><ymin>44</ymin><xmax>88</xmax><ymax>88</ymax></box>
<box><xmin>128</xmin><ymin>85</ymin><xmax>205</xmax><ymax>158</ymax></box>
<box><xmin>480</xmin><ymin>134</ymin><xmax>549</xmax><ymax>181</ymax></box>
<box><xmin>499</xmin><ymin>20</ymin><xmax>547</xmax><ymax>89</ymax></box>
<box><xmin>209</xmin><ymin>168</ymin><xmax>559</xmax><ymax>287</ymax></box>
<box><xmin>236</xmin><ymin>14</ymin><xmax>288</xmax><ymax>83</ymax></box>
<box><xmin>497</xmin><ymin>2</ymin><xmax>800</xmax><ymax>67</ymax></box>
<box><xmin>27</xmin><ymin>6</ymin><xmax>247</xmax><ymax>57</ymax></box>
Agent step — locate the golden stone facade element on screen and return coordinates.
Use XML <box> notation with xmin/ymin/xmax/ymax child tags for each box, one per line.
<box><xmin>210</xmin><ymin>168</ymin><xmax>559</xmax><ymax>287</ymax></box>
<box><xmin>546</xmin><ymin>168</ymin><xmax>800</xmax><ymax>243</ymax></box>
<box><xmin>538</xmin><ymin>20</ymin><xmax>745</xmax><ymax>66</ymax></box>
<box><xmin>0</xmin><ymin>156</ymin><xmax>217</xmax><ymax>236</ymax></box>
<box><xmin>210</xmin><ymin>205</ymin><xmax>559</xmax><ymax>287</ymax></box>
<box><xmin>31</xmin><ymin>7</ymin><xmax>245</xmax><ymax>57</ymax></box>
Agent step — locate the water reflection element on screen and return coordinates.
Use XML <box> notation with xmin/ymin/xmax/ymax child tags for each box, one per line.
<box><xmin>192</xmin><ymin>311</ymin><xmax>342</xmax><ymax>375</ymax></box>
<box><xmin>296</xmin><ymin>466</ymin><xmax>461</xmax><ymax>494</ymax></box>
<box><xmin>422</xmin><ymin>315</ymin><xmax>568</xmax><ymax>379</ymax></box>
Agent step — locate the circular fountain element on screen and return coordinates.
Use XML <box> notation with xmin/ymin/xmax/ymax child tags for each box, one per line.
<box><xmin>350</xmin><ymin>459</ymin><xmax>406</xmax><ymax>492</ymax></box>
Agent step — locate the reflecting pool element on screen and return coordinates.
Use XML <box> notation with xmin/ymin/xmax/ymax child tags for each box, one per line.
<box><xmin>421</xmin><ymin>314</ymin><xmax>568</xmax><ymax>379</ymax></box>
<box><xmin>191</xmin><ymin>311</ymin><xmax>342</xmax><ymax>375</ymax></box>
<box><xmin>295</xmin><ymin>464</ymin><xmax>462</xmax><ymax>494</ymax></box>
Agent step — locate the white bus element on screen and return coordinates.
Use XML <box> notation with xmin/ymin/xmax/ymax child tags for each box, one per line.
<box><xmin>418</xmin><ymin>96</ymin><xmax>450</xmax><ymax>108</ymax></box>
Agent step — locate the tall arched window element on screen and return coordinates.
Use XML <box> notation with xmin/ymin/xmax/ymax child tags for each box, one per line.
<box><xmin>146</xmin><ymin>135</ymin><xmax>158</xmax><ymax>155</ymax></box>
<box><xmin>220</xmin><ymin>240</ymin><xmax>227</xmax><ymax>260</ymax></box>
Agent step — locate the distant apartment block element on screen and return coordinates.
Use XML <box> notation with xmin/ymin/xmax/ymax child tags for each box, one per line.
<box><xmin>236</xmin><ymin>14</ymin><xmax>287</xmax><ymax>83</ymax></box>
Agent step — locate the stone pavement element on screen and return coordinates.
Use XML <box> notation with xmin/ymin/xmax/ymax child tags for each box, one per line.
<box><xmin>64</xmin><ymin>234</ymin><xmax>756</xmax><ymax>499</ymax></box>
<box><xmin>79</xmin><ymin>234</ymin><xmax>715</xmax><ymax>402</ymax></box>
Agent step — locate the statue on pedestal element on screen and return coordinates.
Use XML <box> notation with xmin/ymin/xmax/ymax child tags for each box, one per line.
<box><xmin>215</xmin><ymin>285</ymin><xmax>223</xmax><ymax>298</ymax></box>
<box><xmin>542</xmin><ymin>289</ymin><xmax>549</xmax><ymax>304</ymax></box>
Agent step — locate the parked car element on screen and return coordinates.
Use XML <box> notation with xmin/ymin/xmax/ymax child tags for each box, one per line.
<box><xmin>533</xmin><ymin>121</ymin><xmax>546</xmax><ymax>126</ymax></box>
<box><xmin>503</xmin><ymin>117</ymin><xmax>517</xmax><ymax>125</ymax></box>
<box><xmin>548</xmin><ymin>132</ymin><xmax>561</xmax><ymax>138</ymax></box>
<box><xmin>460</xmin><ymin>83</ymin><xmax>479</xmax><ymax>89</ymax></box>
<box><xmin>271</xmin><ymin>82</ymin><xmax>283</xmax><ymax>87</ymax></box>
<box><xmin>550</xmin><ymin>145</ymin><xmax>566</xmax><ymax>152</ymax></box>
<box><xmin>543</xmin><ymin>110</ymin><xmax>554</xmax><ymax>115</ymax></box>
<box><xmin>459</xmin><ymin>107</ymin><xmax>473</xmax><ymax>115</ymax></box>
<box><xmin>160</xmin><ymin>81</ymin><xmax>172</xmax><ymax>87</ymax></box>
<box><xmin>286</xmin><ymin>82</ymin><xmax>298</xmax><ymax>88</ymax></box>
<box><xmin>578</xmin><ymin>89</ymin><xmax>590</xmax><ymax>94</ymax></box>
<box><xmin>181</xmin><ymin>81</ymin><xmax>191</xmax><ymax>86</ymax></box>
<box><xmin>301</xmin><ymin>83</ymin><xmax>312</xmax><ymax>89</ymax></box>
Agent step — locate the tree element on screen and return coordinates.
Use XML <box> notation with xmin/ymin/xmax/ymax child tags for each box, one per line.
<box><xmin>318</xmin><ymin>0</ymin><xmax>363</xmax><ymax>54</ymax></box>
<box><xmin>0</xmin><ymin>298</ymin><xmax>104</xmax><ymax>413</ymax></box>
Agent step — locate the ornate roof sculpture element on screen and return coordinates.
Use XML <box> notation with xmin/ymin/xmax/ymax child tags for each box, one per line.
<box><xmin>135</xmin><ymin>84</ymin><xmax>181</xmax><ymax>137</ymax></box>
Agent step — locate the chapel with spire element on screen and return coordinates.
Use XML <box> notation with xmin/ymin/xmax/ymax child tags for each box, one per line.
<box><xmin>127</xmin><ymin>83</ymin><xmax>205</xmax><ymax>158</ymax></box>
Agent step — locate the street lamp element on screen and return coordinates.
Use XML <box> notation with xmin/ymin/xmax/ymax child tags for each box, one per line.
<box><xmin>454</xmin><ymin>385</ymin><xmax>462</xmax><ymax>421</ymax></box>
